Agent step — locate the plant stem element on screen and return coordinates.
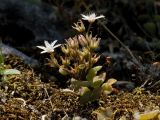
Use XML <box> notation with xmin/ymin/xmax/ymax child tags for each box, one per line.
<box><xmin>43</xmin><ymin>85</ymin><xmax>54</xmax><ymax>112</ymax></box>
<box><xmin>50</xmin><ymin>53</ymin><xmax>59</xmax><ymax>67</ymax></box>
<box><xmin>87</xmin><ymin>23</ymin><xmax>92</xmax><ymax>34</ymax></box>
<box><xmin>99</xmin><ymin>22</ymin><xmax>140</xmax><ymax>66</ymax></box>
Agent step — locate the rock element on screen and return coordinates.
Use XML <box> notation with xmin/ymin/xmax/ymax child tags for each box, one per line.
<box><xmin>0</xmin><ymin>0</ymin><xmax>63</xmax><ymax>47</ymax></box>
<box><xmin>1</xmin><ymin>43</ymin><xmax>39</xmax><ymax>68</ymax></box>
<box><xmin>113</xmin><ymin>81</ymin><xmax>135</xmax><ymax>91</ymax></box>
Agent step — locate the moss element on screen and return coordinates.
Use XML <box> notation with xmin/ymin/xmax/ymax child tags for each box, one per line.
<box><xmin>0</xmin><ymin>55</ymin><xmax>159</xmax><ymax>119</ymax></box>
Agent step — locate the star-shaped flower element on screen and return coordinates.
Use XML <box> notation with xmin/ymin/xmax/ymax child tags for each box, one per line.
<box><xmin>81</xmin><ymin>13</ymin><xmax>105</xmax><ymax>23</ymax></box>
<box><xmin>37</xmin><ymin>40</ymin><xmax>61</xmax><ymax>54</ymax></box>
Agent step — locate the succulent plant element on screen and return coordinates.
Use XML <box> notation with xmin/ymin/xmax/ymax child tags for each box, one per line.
<box><xmin>0</xmin><ymin>40</ymin><xmax>21</xmax><ymax>81</ymax></box>
<box><xmin>36</xmin><ymin>14</ymin><xmax>116</xmax><ymax>104</ymax></box>
<box><xmin>47</xmin><ymin>33</ymin><xmax>101</xmax><ymax>80</ymax></box>
<box><xmin>71</xmin><ymin>66</ymin><xmax>117</xmax><ymax>104</ymax></box>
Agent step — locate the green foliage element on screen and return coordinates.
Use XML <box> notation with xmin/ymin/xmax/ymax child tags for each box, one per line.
<box><xmin>46</xmin><ymin>19</ymin><xmax>101</xmax><ymax>80</ymax></box>
<box><xmin>143</xmin><ymin>22</ymin><xmax>156</xmax><ymax>35</ymax></box>
<box><xmin>71</xmin><ymin>66</ymin><xmax>105</xmax><ymax>103</ymax></box>
<box><xmin>92</xmin><ymin>107</ymin><xmax>113</xmax><ymax>120</ymax></box>
<box><xmin>0</xmin><ymin>41</ymin><xmax>21</xmax><ymax>81</ymax></box>
<box><xmin>59</xmin><ymin>66</ymin><xmax>69</xmax><ymax>76</ymax></box>
<box><xmin>0</xmin><ymin>69</ymin><xmax>21</xmax><ymax>75</ymax></box>
<box><xmin>38</xmin><ymin>13</ymin><xmax>116</xmax><ymax>104</ymax></box>
<box><xmin>86</xmin><ymin>66</ymin><xmax>102</xmax><ymax>82</ymax></box>
<box><xmin>153</xmin><ymin>15</ymin><xmax>160</xmax><ymax>22</ymax></box>
<box><xmin>0</xmin><ymin>69</ymin><xmax>21</xmax><ymax>81</ymax></box>
<box><xmin>71</xmin><ymin>66</ymin><xmax>117</xmax><ymax>104</ymax></box>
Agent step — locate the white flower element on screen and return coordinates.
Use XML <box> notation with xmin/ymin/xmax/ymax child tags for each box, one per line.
<box><xmin>37</xmin><ymin>40</ymin><xmax>61</xmax><ymax>54</ymax></box>
<box><xmin>81</xmin><ymin>13</ymin><xmax>105</xmax><ymax>23</ymax></box>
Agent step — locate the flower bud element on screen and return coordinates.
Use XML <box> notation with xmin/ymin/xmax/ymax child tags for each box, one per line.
<box><xmin>60</xmin><ymin>57</ymin><xmax>70</xmax><ymax>66</ymax></box>
<box><xmin>79</xmin><ymin>87</ymin><xmax>90</xmax><ymax>96</ymax></box>
<box><xmin>59</xmin><ymin>66</ymin><xmax>69</xmax><ymax>76</ymax></box>
<box><xmin>61</xmin><ymin>45</ymin><xmax>69</xmax><ymax>54</ymax></box>
<box><xmin>90</xmin><ymin>38</ymin><xmax>100</xmax><ymax>50</ymax></box>
<box><xmin>78</xmin><ymin>35</ymin><xmax>88</xmax><ymax>46</ymax></box>
<box><xmin>72</xmin><ymin>20</ymin><xmax>85</xmax><ymax>32</ymax></box>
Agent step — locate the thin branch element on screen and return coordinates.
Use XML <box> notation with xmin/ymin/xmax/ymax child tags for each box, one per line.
<box><xmin>99</xmin><ymin>22</ymin><xmax>141</xmax><ymax>66</ymax></box>
<box><xmin>148</xmin><ymin>80</ymin><xmax>160</xmax><ymax>89</ymax></box>
<box><xmin>43</xmin><ymin>85</ymin><xmax>54</xmax><ymax>113</ymax></box>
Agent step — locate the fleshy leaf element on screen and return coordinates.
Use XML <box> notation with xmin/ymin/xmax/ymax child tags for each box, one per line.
<box><xmin>86</xmin><ymin>66</ymin><xmax>102</xmax><ymax>82</ymax></box>
<box><xmin>59</xmin><ymin>67</ymin><xmax>68</xmax><ymax>75</ymax></box>
<box><xmin>0</xmin><ymin>69</ymin><xmax>21</xmax><ymax>75</ymax></box>
<box><xmin>143</xmin><ymin>22</ymin><xmax>156</xmax><ymax>35</ymax></box>
<box><xmin>139</xmin><ymin>110</ymin><xmax>160</xmax><ymax>120</ymax></box>
<box><xmin>119</xmin><ymin>116</ymin><xmax>127</xmax><ymax>120</ymax></box>
<box><xmin>80</xmin><ymin>87</ymin><xmax>101</xmax><ymax>104</ymax></box>
<box><xmin>71</xmin><ymin>79</ymin><xmax>91</xmax><ymax>90</ymax></box>
<box><xmin>92</xmin><ymin>73</ymin><xmax>106</xmax><ymax>88</ymax></box>
<box><xmin>102</xmin><ymin>78</ymin><xmax>117</xmax><ymax>95</ymax></box>
<box><xmin>107</xmin><ymin>78</ymin><xmax>117</xmax><ymax>86</ymax></box>
<box><xmin>102</xmin><ymin>83</ymin><xmax>113</xmax><ymax>95</ymax></box>
<box><xmin>92</xmin><ymin>107</ymin><xmax>113</xmax><ymax>120</ymax></box>
<box><xmin>79</xmin><ymin>89</ymin><xmax>92</xmax><ymax>104</ymax></box>
<box><xmin>78</xmin><ymin>64</ymin><xmax>86</xmax><ymax>69</ymax></box>
<box><xmin>79</xmin><ymin>87</ymin><xmax>90</xmax><ymax>96</ymax></box>
<box><xmin>153</xmin><ymin>15</ymin><xmax>160</xmax><ymax>22</ymax></box>
<box><xmin>90</xmin><ymin>87</ymin><xmax>102</xmax><ymax>101</ymax></box>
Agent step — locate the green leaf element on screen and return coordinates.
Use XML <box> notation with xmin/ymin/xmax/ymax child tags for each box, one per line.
<box><xmin>133</xmin><ymin>110</ymin><xmax>160</xmax><ymax>120</ymax></box>
<box><xmin>92</xmin><ymin>73</ymin><xmax>106</xmax><ymax>88</ymax></box>
<box><xmin>143</xmin><ymin>22</ymin><xmax>156</xmax><ymax>35</ymax></box>
<box><xmin>86</xmin><ymin>66</ymin><xmax>102</xmax><ymax>82</ymax></box>
<box><xmin>138</xmin><ymin>14</ymin><xmax>151</xmax><ymax>22</ymax></box>
<box><xmin>153</xmin><ymin>15</ymin><xmax>160</xmax><ymax>22</ymax></box>
<box><xmin>90</xmin><ymin>87</ymin><xmax>102</xmax><ymax>101</ymax></box>
<box><xmin>80</xmin><ymin>87</ymin><xmax>101</xmax><ymax>104</ymax></box>
<box><xmin>80</xmin><ymin>87</ymin><xmax>102</xmax><ymax>104</ymax></box>
<box><xmin>79</xmin><ymin>87</ymin><xmax>90</xmax><ymax>96</ymax></box>
<box><xmin>59</xmin><ymin>67</ymin><xmax>68</xmax><ymax>76</ymax></box>
<box><xmin>0</xmin><ymin>69</ymin><xmax>21</xmax><ymax>75</ymax></box>
<box><xmin>102</xmin><ymin>78</ymin><xmax>117</xmax><ymax>95</ymax></box>
<box><xmin>92</xmin><ymin>79</ymin><xmax>103</xmax><ymax>88</ymax></box>
<box><xmin>80</xmin><ymin>90</ymin><xmax>92</xmax><ymax>104</ymax></box>
<box><xmin>92</xmin><ymin>107</ymin><xmax>113</xmax><ymax>120</ymax></box>
<box><xmin>71</xmin><ymin>79</ymin><xmax>91</xmax><ymax>90</ymax></box>
<box><xmin>78</xmin><ymin>64</ymin><xmax>86</xmax><ymax>69</ymax></box>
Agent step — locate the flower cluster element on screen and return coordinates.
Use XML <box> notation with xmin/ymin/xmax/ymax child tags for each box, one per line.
<box><xmin>59</xmin><ymin>34</ymin><xmax>101</xmax><ymax>79</ymax></box>
<box><xmin>37</xmin><ymin>12</ymin><xmax>104</xmax><ymax>54</ymax></box>
<box><xmin>37</xmin><ymin>13</ymin><xmax>116</xmax><ymax>104</ymax></box>
<box><xmin>37</xmin><ymin>12</ymin><xmax>104</xmax><ymax>79</ymax></box>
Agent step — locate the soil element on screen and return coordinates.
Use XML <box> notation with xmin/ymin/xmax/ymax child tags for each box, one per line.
<box><xmin>0</xmin><ymin>1</ymin><xmax>160</xmax><ymax>120</ymax></box>
<box><xmin>0</xmin><ymin>55</ymin><xmax>159</xmax><ymax>120</ymax></box>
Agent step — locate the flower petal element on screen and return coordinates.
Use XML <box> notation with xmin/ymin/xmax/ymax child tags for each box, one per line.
<box><xmin>51</xmin><ymin>40</ymin><xmax>58</xmax><ymax>46</ymax></box>
<box><xmin>41</xmin><ymin>50</ymin><xmax>47</xmax><ymax>54</ymax></box>
<box><xmin>37</xmin><ymin>46</ymin><xmax>46</xmax><ymax>50</ymax></box>
<box><xmin>44</xmin><ymin>41</ymin><xmax>51</xmax><ymax>47</ymax></box>
<box><xmin>81</xmin><ymin>14</ymin><xmax>88</xmax><ymax>18</ymax></box>
<box><xmin>53</xmin><ymin>44</ymin><xmax>61</xmax><ymax>49</ymax></box>
<box><xmin>95</xmin><ymin>15</ymin><xmax>105</xmax><ymax>19</ymax></box>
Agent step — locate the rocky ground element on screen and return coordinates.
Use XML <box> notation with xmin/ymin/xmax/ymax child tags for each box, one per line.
<box><xmin>0</xmin><ymin>55</ymin><xmax>159</xmax><ymax>120</ymax></box>
<box><xmin>0</xmin><ymin>0</ymin><xmax>160</xmax><ymax>120</ymax></box>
